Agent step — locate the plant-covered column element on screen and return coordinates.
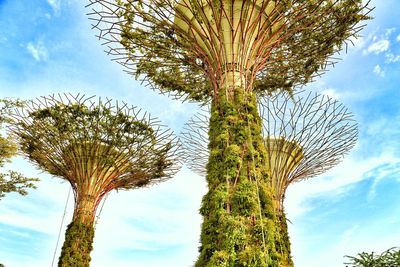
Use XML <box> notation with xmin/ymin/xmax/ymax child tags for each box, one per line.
<box><xmin>9</xmin><ymin>95</ymin><xmax>180</xmax><ymax>267</ymax></box>
<box><xmin>58</xmin><ymin>220</ymin><xmax>95</xmax><ymax>266</ymax></box>
<box><xmin>196</xmin><ymin>85</ymin><xmax>279</xmax><ymax>266</ymax></box>
<box><xmin>274</xmin><ymin>210</ymin><xmax>293</xmax><ymax>267</ymax></box>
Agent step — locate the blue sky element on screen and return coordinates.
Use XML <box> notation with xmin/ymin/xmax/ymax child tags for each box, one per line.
<box><xmin>0</xmin><ymin>0</ymin><xmax>399</xmax><ymax>266</ymax></box>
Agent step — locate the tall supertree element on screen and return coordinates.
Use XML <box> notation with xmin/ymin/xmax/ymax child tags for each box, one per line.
<box><xmin>9</xmin><ymin>94</ymin><xmax>181</xmax><ymax>267</ymax></box>
<box><xmin>180</xmin><ymin>92</ymin><xmax>358</xmax><ymax>264</ymax></box>
<box><xmin>87</xmin><ymin>0</ymin><xmax>370</xmax><ymax>265</ymax></box>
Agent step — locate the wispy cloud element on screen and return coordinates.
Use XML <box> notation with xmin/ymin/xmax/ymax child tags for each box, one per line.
<box><xmin>285</xmin><ymin>150</ymin><xmax>400</xmax><ymax>219</ymax></box>
<box><xmin>385</xmin><ymin>53</ymin><xmax>400</xmax><ymax>63</ymax></box>
<box><xmin>26</xmin><ymin>41</ymin><xmax>48</xmax><ymax>62</ymax></box>
<box><xmin>362</xmin><ymin>28</ymin><xmax>400</xmax><ymax>66</ymax></box>
<box><xmin>47</xmin><ymin>0</ymin><xmax>61</xmax><ymax>13</ymax></box>
<box><xmin>373</xmin><ymin>65</ymin><xmax>385</xmax><ymax>77</ymax></box>
<box><xmin>320</xmin><ymin>88</ymin><xmax>341</xmax><ymax>100</ymax></box>
<box><xmin>385</xmin><ymin>28</ymin><xmax>396</xmax><ymax>37</ymax></box>
<box><xmin>367</xmin><ymin>163</ymin><xmax>400</xmax><ymax>200</ymax></box>
<box><xmin>366</xmin><ymin>39</ymin><xmax>390</xmax><ymax>55</ymax></box>
<box><xmin>339</xmin><ymin>225</ymin><xmax>360</xmax><ymax>245</ymax></box>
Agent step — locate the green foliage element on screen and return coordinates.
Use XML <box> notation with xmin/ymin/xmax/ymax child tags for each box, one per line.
<box><xmin>0</xmin><ymin>171</ymin><xmax>38</xmax><ymax>199</ymax></box>
<box><xmin>274</xmin><ymin>212</ymin><xmax>293</xmax><ymax>267</ymax></box>
<box><xmin>58</xmin><ymin>221</ymin><xmax>95</xmax><ymax>267</ymax></box>
<box><xmin>345</xmin><ymin>247</ymin><xmax>400</xmax><ymax>267</ymax></box>
<box><xmin>196</xmin><ymin>88</ymin><xmax>284</xmax><ymax>266</ymax></box>
<box><xmin>91</xmin><ymin>0</ymin><xmax>370</xmax><ymax>101</ymax></box>
<box><xmin>12</xmin><ymin>97</ymin><xmax>177</xmax><ymax>190</ymax></box>
<box><xmin>255</xmin><ymin>1</ymin><xmax>371</xmax><ymax>97</ymax></box>
<box><xmin>0</xmin><ymin>99</ymin><xmax>38</xmax><ymax>200</ymax></box>
<box><xmin>118</xmin><ymin>0</ymin><xmax>212</xmax><ymax>102</ymax></box>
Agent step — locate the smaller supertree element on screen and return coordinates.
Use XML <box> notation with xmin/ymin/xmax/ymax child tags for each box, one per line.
<box><xmin>180</xmin><ymin>92</ymin><xmax>358</xmax><ymax>264</ymax></box>
<box><xmin>259</xmin><ymin>92</ymin><xmax>357</xmax><ymax>214</ymax></box>
<box><xmin>9</xmin><ymin>94</ymin><xmax>181</xmax><ymax>267</ymax></box>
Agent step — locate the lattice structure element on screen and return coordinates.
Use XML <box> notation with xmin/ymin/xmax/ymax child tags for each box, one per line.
<box><xmin>87</xmin><ymin>0</ymin><xmax>371</xmax><ymax>101</ymax></box>
<box><xmin>9</xmin><ymin>94</ymin><xmax>181</xmax><ymax>225</ymax></box>
<box><xmin>181</xmin><ymin>92</ymin><xmax>358</xmax><ymax>212</ymax></box>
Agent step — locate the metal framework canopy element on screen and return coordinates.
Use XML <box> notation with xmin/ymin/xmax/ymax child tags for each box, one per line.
<box><xmin>87</xmin><ymin>0</ymin><xmax>371</xmax><ymax>101</ymax></box>
<box><xmin>9</xmin><ymin>94</ymin><xmax>181</xmax><ymax>223</ymax></box>
<box><xmin>260</xmin><ymin>92</ymin><xmax>358</xmax><ymax>183</ymax></box>
<box><xmin>180</xmin><ymin>92</ymin><xmax>357</xmax><ymax>209</ymax></box>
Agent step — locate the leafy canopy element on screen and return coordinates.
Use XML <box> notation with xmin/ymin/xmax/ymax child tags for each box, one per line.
<box><xmin>345</xmin><ymin>247</ymin><xmax>400</xmax><ymax>267</ymax></box>
<box><xmin>88</xmin><ymin>0</ymin><xmax>371</xmax><ymax>101</ymax></box>
<box><xmin>10</xmin><ymin>95</ymin><xmax>180</xmax><ymax>191</ymax></box>
<box><xmin>0</xmin><ymin>99</ymin><xmax>38</xmax><ymax>200</ymax></box>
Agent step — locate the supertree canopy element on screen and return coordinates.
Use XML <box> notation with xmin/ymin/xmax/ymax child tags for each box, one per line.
<box><xmin>260</xmin><ymin>92</ymin><xmax>358</xmax><ymax>213</ymax></box>
<box><xmin>87</xmin><ymin>0</ymin><xmax>371</xmax><ymax>101</ymax></box>
<box><xmin>180</xmin><ymin>92</ymin><xmax>358</xmax><ymax>262</ymax></box>
<box><xmin>9</xmin><ymin>94</ymin><xmax>181</xmax><ymax>266</ymax></box>
<box><xmin>182</xmin><ymin>92</ymin><xmax>357</xmax><ymax>209</ymax></box>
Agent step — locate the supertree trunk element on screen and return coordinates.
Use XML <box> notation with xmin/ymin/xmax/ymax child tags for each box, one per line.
<box><xmin>197</xmin><ymin>85</ymin><xmax>280</xmax><ymax>266</ymax></box>
<box><xmin>275</xmin><ymin>211</ymin><xmax>293</xmax><ymax>267</ymax></box>
<box><xmin>58</xmin><ymin>192</ymin><xmax>100</xmax><ymax>266</ymax></box>
<box><xmin>58</xmin><ymin>220</ymin><xmax>95</xmax><ymax>267</ymax></box>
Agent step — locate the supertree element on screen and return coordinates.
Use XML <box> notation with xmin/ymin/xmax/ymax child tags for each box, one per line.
<box><xmin>8</xmin><ymin>94</ymin><xmax>181</xmax><ymax>267</ymax></box>
<box><xmin>86</xmin><ymin>0</ymin><xmax>370</xmax><ymax>265</ymax></box>
<box><xmin>180</xmin><ymin>92</ymin><xmax>358</xmax><ymax>264</ymax></box>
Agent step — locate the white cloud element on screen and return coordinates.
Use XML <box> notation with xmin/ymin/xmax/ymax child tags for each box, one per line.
<box><xmin>285</xmin><ymin>150</ymin><xmax>400</xmax><ymax>219</ymax></box>
<box><xmin>339</xmin><ymin>225</ymin><xmax>360</xmax><ymax>246</ymax></box>
<box><xmin>385</xmin><ymin>53</ymin><xmax>400</xmax><ymax>63</ymax></box>
<box><xmin>396</xmin><ymin>34</ymin><xmax>400</xmax><ymax>42</ymax></box>
<box><xmin>47</xmin><ymin>0</ymin><xmax>61</xmax><ymax>13</ymax></box>
<box><xmin>26</xmin><ymin>42</ymin><xmax>48</xmax><ymax>62</ymax></box>
<box><xmin>368</xmin><ymin>163</ymin><xmax>400</xmax><ymax>200</ymax></box>
<box><xmin>385</xmin><ymin>28</ymin><xmax>396</xmax><ymax>37</ymax></box>
<box><xmin>366</xmin><ymin>39</ymin><xmax>390</xmax><ymax>54</ymax></box>
<box><xmin>373</xmin><ymin>65</ymin><xmax>385</xmax><ymax>77</ymax></box>
<box><xmin>321</xmin><ymin>88</ymin><xmax>340</xmax><ymax>100</ymax></box>
<box><xmin>347</xmin><ymin>35</ymin><xmax>365</xmax><ymax>51</ymax></box>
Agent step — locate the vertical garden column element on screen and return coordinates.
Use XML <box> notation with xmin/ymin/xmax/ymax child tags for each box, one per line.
<box><xmin>196</xmin><ymin>84</ymin><xmax>280</xmax><ymax>266</ymax></box>
<box><xmin>58</xmin><ymin>193</ymin><xmax>97</xmax><ymax>267</ymax></box>
<box><xmin>276</xmin><ymin>211</ymin><xmax>293</xmax><ymax>267</ymax></box>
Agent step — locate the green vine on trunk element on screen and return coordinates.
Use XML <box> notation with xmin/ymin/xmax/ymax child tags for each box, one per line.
<box><xmin>196</xmin><ymin>87</ymin><xmax>281</xmax><ymax>266</ymax></box>
<box><xmin>58</xmin><ymin>221</ymin><xmax>95</xmax><ymax>267</ymax></box>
